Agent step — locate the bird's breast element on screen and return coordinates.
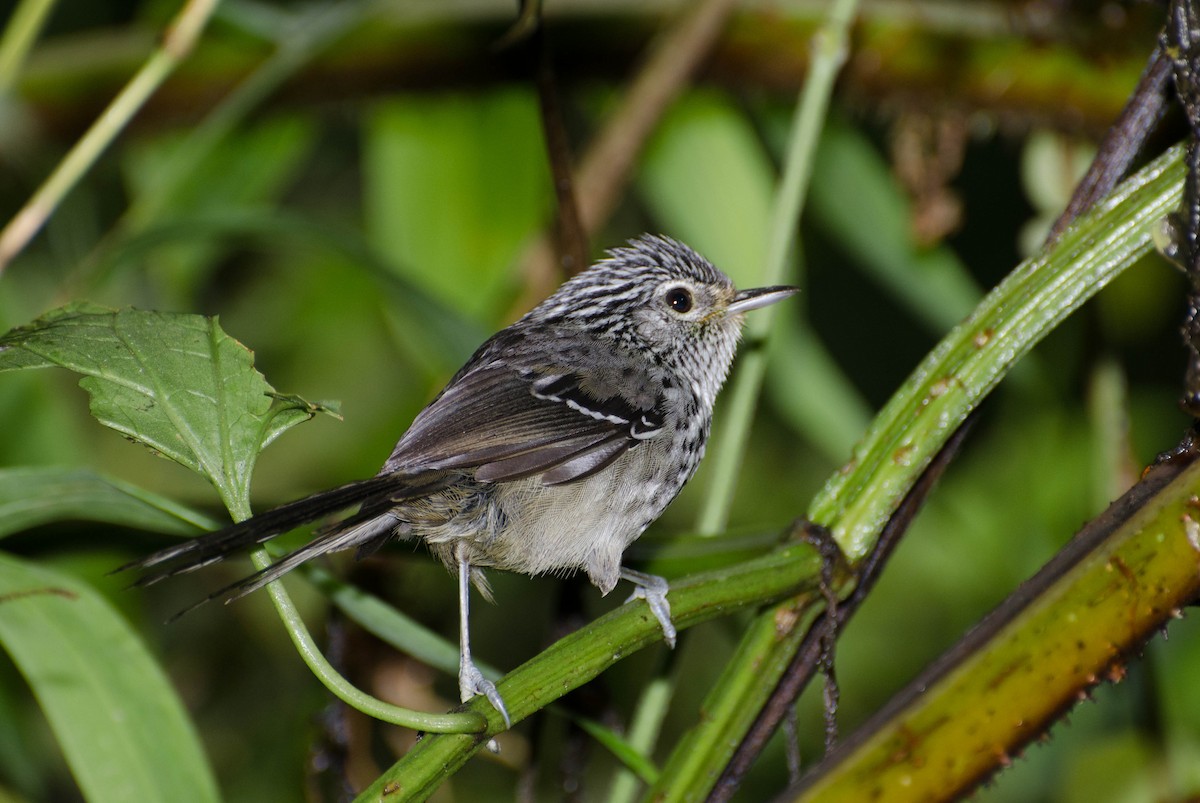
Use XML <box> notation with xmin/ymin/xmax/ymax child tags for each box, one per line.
<box><xmin>461</xmin><ymin>428</ymin><xmax>701</xmax><ymax>593</ymax></box>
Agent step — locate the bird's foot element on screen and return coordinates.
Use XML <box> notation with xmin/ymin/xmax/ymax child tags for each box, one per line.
<box><xmin>622</xmin><ymin>569</ymin><xmax>676</xmax><ymax>648</ymax></box>
<box><xmin>460</xmin><ymin>659</ymin><xmax>511</xmax><ymax>728</ymax></box>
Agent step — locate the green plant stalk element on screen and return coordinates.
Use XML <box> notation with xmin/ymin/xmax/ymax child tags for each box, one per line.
<box><xmin>695</xmin><ymin>0</ymin><xmax>860</xmax><ymax>535</ymax></box>
<box><xmin>222</xmin><ymin>485</ymin><xmax>484</xmax><ymax>734</ymax></box>
<box><xmin>1087</xmin><ymin>358</ymin><xmax>1132</xmax><ymax>508</ymax></box>
<box><xmin>647</xmin><ymin>143</ymin><xmax>1185</xmax><ymax>800</ymax></box>
<box><xmin>792</xmin><ymin>454</ymin><xmax>1200</xmax><ymax>801</ymax></box>
<box><xmin>811</xmin><ymin>143</ymin><xmax>1183</xmax><ymax>559</ymax></box>
<box><xmin>647</xmin><ymin>596</ymin><xmax>820</xmax><ymax>802</ymax></box>
<box><xmin>0</xmin><ymin>0</ymin><xmax>56</xmax><ymax>92</ymax></box>
<box><xmin>248</xmin><ymin>550</ymin><xmax>486</xmax><ymax>734</ymax></box>
<box><xmin>606</xmin><ymin>673</ymin><xmax>673</xmax><ymax>803</ymax></box>
<box><xmin>0</xmin><ymin>0</ymin><xmax>220</xmax><ymax>272</ymax></box>
<box><xmin>120</xmin><ymin>3</ymin><xmax>365</xmax><ymax>234</ymax></box>
<box><xmin>353</xmin><ymin>540</ymin><xmax>827</xmax><ymax>802</ymax></box>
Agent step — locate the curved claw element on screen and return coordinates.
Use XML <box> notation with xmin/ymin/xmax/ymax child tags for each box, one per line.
<box><xmin>460</xmin><ymin>660</ymin><xmax>511</xmax><ymax>728</ymax></box>
<box><xmin>621</xmin><ymin>569</ymin><xmax>676</xmax><ymax>648</ymax></box>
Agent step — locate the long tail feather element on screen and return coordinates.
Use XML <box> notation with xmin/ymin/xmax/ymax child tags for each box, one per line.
<box><xmin>114</xmin><ymin>470</ymin><xmax>451</xmax><ymax>586</ymax></box>
<box><xmin>164</xmin><ymin>516</ymin><xmax>399</xmax><ymax>622</ymax></box>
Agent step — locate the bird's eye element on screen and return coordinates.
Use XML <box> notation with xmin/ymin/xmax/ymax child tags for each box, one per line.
<box><xmin>664</xmin><ymin>287</ymin><xmax>694</xmax><ymax>313</ymax></box>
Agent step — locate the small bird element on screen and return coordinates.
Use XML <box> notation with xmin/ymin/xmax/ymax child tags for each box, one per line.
<box><xmin>122</xmin><ymin>234</ymin><xmax>796</xmax><ymax>726</ymax></box>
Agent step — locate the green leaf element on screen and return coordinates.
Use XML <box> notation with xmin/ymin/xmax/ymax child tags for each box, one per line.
<box><xmin>638</xmin><ymin>91</ymin><xmax>774</xmax><ymax>287</ymax></box>
<box><xmin>363</xmin><ymin>90</ymin><xmax>552</xmax><ymax>321</ymax></box>
<box><xmin>765</xmin><ymin>313</ymin><xmax>872</xmax><ymax>463</ymax></box>
<box><xmin>574</xmin><ymin>716</ymin><xmax>660</xmax><ymax>785</ymax></box>
<box><xmin>0</xmin><ymin>467</ymin><xmax>216</xmax><ymax>539</ymax></box>
<box><xmin>0</xmin><ymin>553</ymin><xmax>219</xmax><ymax>803</ymax></box>
<box><xmin>809</xmin><ymin>117</ymin><xmax>982</xmax><ymax>331</ymax></box>
<box><xmin>0</xmin><ymin>303</ymin><xmax>335</xmax><ymax>513</ymax></box>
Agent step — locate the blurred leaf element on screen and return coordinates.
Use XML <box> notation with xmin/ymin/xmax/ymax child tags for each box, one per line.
<box><xmin>809</xmin><ymin>117</ymin><xmax>981</xmax><ymax>331</ymax></box>
<box><xmin>1018</xmin><ymin>130</ymin><xmax>1096</xmax><ymax>255</ymax></box>
<box><xmin>0</xmin><ymin>553</ymin><xmax>219</xmax><ymax>803</ymax></box>
<box><xmin>0</xmin><ymin>659</ymin><xmax>39</xmax><ymax>800</ymax></box>
<box><xmin>363</xmin><ymin>90</ymin><xmax>552</xmax><ymax>321</ymax></box>
<box><xmin>575</xmin><ymin>717</ymin><xmax>660</xmax><ymax>785</ymax></box>
<box><xmin>104</xmin><ymin>208</ymin><xmax>487</xmax><ymax>374</ymax></box>
<box><xmin>1059</xmin><ymin>733</ymin><xmax>1156</xmax><ymax>803</ymax></box>
<box><xmin>766</xmin><ymin>312</ymin><xmax>872</xmax><ymax>462</ymax></box>
<box><xmin>638</xmin><ymin>91</ymin><xmax>774</xmax><ymax>287</ymax></box>
<box><xmin>117</xmin><ymin>116</ymin><xmax>319</xmax><ymax>299</ymax></box>
<box><xmin>1096</xmin><ymin>252</ymin><xmax>1183</xmax><ymax>344</ymax></box>
<box><xmin>0</xmin><ymin>304</ymin><xmax>335</xmax><ymax>512</ymax></box>
<box><xmin>0</xmin><ymin>467</ymin><xmax>215</xmax><ymax>539</ymax></box>
<box><xmin>124</xmin><ymin>115</ymin><xmax>316</xmax><ymax>221</ymax></box>
<box><xmin>1021</xmin><ymin>130</ymin><xmax>1096</xmax><ymax>215</ymax></box>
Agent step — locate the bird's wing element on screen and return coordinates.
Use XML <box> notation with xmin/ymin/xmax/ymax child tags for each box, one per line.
<box><xmin>384</xmin><ymin>360</ymin><xmax>665</xmax><ymax>486</ymax></box>
<box><xmin>116</xmin><ymin>334</ymin><xmax>667</xmax><ymax>598</ymax></box>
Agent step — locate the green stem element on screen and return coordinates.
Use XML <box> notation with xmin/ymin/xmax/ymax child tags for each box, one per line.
<box><xmin>811</xmin><ymin>143</ymin><xmax>1184</xmax><ymax>558</ymax></box>
<box><xmin>0</xmin><ymin>0</ymin><xmax>57</xmax><ymax>92</ymax></box>
<box><xmin>0</xmin><ymin>0</ymin><xmax>221</xmax><ymax>273</ymax></box>
<box><xmin>650</xmin><ymin>141</ymin><xmax>1185</xmax><ymax>801</ymax></box>
<box><xmin>695</xmin><ymin>0</ymin><xmax>859</xmax><ymax>534</ymax></box>
<box><xmin>354</xmin><ymin>540</ymin><xmax>827</xmax><ymax>801</ymax></box>
<box><xmin>649</xmin><ymin>602</ymin><xmax>817</xmax><ymax>801</ymax></box>
<box><xmin>249</xmin><ymin>549</ymin><xmax>486</xmax><ymax>734</ymax></box>
<box><xmin>606</xmin><ymin>673</ymin><xmax>674</xmax><ymax>803</ymax></box>
<box><xmin>223</xmin><ymin>487</ymin><xmax>484</xmax><ymax>734</ymax></box>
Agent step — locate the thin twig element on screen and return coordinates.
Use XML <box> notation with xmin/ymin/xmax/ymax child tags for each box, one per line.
<box><xmin>1164</xmin><ymin>0</ymin><xmax>1200</xmax><ymax>416</ymax></box>
<box><xmin>0</xmin><ymin>0</ymin><xmax>57</xmax><ymax>93</ymax></box>
<box><xmin>0</xmin><ymin>0</ymin><xmax>221</xmax><ymax>274</ymax></box>
<box><xmin>696</xmin><ymin>0</ymin><xmax>859</xmax><ymax>534</ymax></box>
<box><xmin>511</xmin><ymin>0</ymin><xmax>739</xmax><ymax>309</ymax></box>
<box><xmin>530</xmin><ymin>14</ymin><xmax>589</xmax><ymax>275</ymax></box>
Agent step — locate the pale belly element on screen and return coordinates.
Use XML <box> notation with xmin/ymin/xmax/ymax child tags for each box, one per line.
<box><xmin>435</xmin><ymin>442</ymin><xmax>683</xmax><ymax>594</ymax></box>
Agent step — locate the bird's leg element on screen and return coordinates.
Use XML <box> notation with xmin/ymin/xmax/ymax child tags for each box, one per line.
<box><xmin>620</xmin><ymin>567</ymin><xmax>676</xmax><ymax>648</ymax></box>
<box><xmin>456</xmin><ymin>545</ymin><xmax>510</xmax><ymax>727</ymax></box>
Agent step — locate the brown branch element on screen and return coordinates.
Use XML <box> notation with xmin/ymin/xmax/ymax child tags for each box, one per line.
<box><xmin>1046</xmin><ymin>44</ymin><xmax>1173</xmax><ymax>243</ymax></box>
<box><xmin>508</xmin><ymin>0</ymin><xmax>741</xmax><ymax>311</ymax></box>
<box><xmin>18</xmin><ymin>7</ymin><xmax>1153</xmax><ymax>145</ymax></box>
<box><xmin>785</xmin><ymin>430</ymin><xmax>1200</xmax><ymax>799</ymax></box>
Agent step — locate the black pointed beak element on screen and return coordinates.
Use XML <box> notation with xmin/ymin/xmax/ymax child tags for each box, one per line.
<box><xmin>727</xmin><ymin>286</ymin><xmax>799</xmax><ymax>315</ymax></box>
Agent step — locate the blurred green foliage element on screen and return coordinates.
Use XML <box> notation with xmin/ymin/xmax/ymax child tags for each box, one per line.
<box><xmin>0</xmin><ymin>1</ymin><xmax>1196</xmax><ymax>802</ymax></box>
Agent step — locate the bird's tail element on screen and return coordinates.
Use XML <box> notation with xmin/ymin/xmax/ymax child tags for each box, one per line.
<box><xmin>114</xmin><ymin>470</ymin><xmax>453</xmax><ymax>618</ymax></box>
